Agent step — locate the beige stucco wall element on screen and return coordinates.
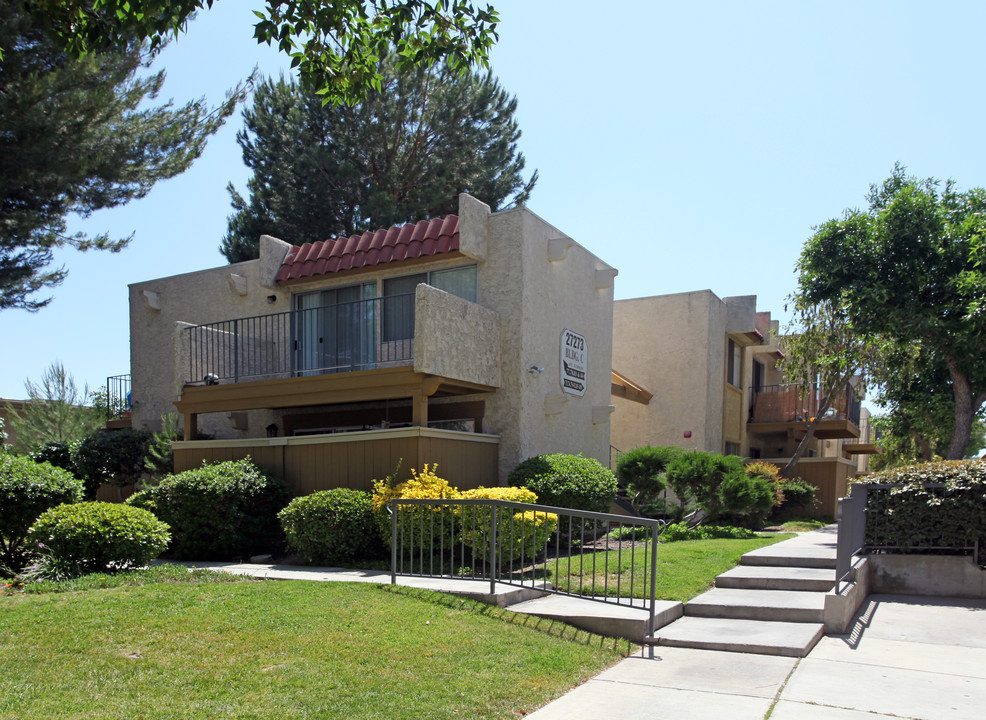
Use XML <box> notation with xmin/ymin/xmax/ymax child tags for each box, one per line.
<box><xmin>413</xmin><ymin>283</ymin><xmax>501</xmax><ymax>387</ymax></box>
<box><xmin>470</xmin><ymin>202</ymin><xmax>616</xmax><ymax>479</ymax></box>
<box><xmin>611</xmin><ymin>290</ymin><xmax>728</xmax><ymax>453</ymax></box>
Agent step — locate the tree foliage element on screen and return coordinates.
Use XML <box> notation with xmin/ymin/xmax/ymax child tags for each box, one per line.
<box><xmin>0</xmin><ymin>4</ymin><xmax>244</xmax><ymax>311</ymax></box>
<box><xmin>14</xmin><ymin>1</ymin><xmax>500</xmax><ymax>106</ymax></box>
<box><xmin>796</xmin><ymin>164</ymin><xmax>986</xmax><ymax>460</ymax></box>
<box><xmin>777</xmin><ymin>299</ymin><xmax>882</xmax><ymax>475</ymax></box>
<box><xmin>220</xmin><ymin>61</ymin><xmax>536</xmax><ymax>262</ymax></box>
<box><xmin>5</xmin><ymin>363</ymin><xmax>104</xmax><ymax>454</ymax></box>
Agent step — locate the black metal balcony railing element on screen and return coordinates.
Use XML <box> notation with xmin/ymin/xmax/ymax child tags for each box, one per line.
<box><xmin>185</xmin><ymin>293</ymin><xmax>416</xmax><ymax>385</ymax></box>
<box><xmin>749</xmin><ymin>382</ymin><xmax>861</xmax><ymax>427</ymax></box>
<box><xmin>105</xmin><ymin>374</ymin><xmax>131</xmax><ymax>419</ymax></box>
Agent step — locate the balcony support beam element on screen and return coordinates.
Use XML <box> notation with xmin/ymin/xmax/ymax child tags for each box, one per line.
<box><xmin>174</xmin><ymin>366</ymin><xmax>491</xmax><ymax>424</ymax></box>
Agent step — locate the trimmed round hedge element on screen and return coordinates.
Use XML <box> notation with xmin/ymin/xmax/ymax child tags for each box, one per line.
<box><xmin>127</xmin><ymin>458</ymin><xmax>290</xmax><ymax>560</ymax></box>
<box><xmin>278</xmin><ymin>489</ymin><xmax>382</xmax><ymax>564</ymax></box>
<box><xmin>27</xmin><ymin>501</ymin><xmax>170</xmax><ymax>578</ymax></box>
<box><xmin>0</xmin><ymin>453</ymin><xmax>83</xmax><ymax>575</ymax></box>
<box><xmin>507</xmin><ymin>453</ymin><xmax>618</xmax><ymax>513</ymax></box>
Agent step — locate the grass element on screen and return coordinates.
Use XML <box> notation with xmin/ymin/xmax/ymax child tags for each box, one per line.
<box><xmin>0</xmin><ymin>571</ymin><xmax>628</xmax><ymax>720</ymax></box>
<box><xmin>542</xmin><ymin>534</ymin><xmax>794</xmax><ymax>602</ymax></box>
<box><xmin>770</xmin><ymin>518</ymin><xmax>832</xmax><ymax>532</ymax></box>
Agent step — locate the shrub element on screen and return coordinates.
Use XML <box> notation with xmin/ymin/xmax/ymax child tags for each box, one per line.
<box><xmin>0</xmin><ymin>454</ymin><xmax>83</xmax><ymax>575</ymax></box>
<box><xmin>615</xmin><ymin>445</ymin><xmax>681</xmax><ymax>513</ymax></box>
<box><xmin>75</xmin><ymin>428</ymin><xmax>152</xmax><ymax>499</ymax></box>
<box><xmin>665</xmin><ymin>451</ymin><xmax>747</xmax><ymax>520</ymax></box>
<box><xmin>457</xmin><ymin>487</ymin><xmax>557</xmax><ymax>563</ymax></box>
<box><xmin>27</xmin><ymin>502</ymin><xmax>170</xmax><ymax>579</ymax></box>
<box><xmin>128</xmin><ymin>458</ymin><xmax>290</xmax><ymax>559</ymax></box>
<box><xmin>859</xmin><ymin>459</ymin><xmax>986</xmax><ymax>552</ymax></box>
<box><xmin>720</xmin><ymin>473</ymin><xmax>775</xmax><ymax>528</ymax></box>
<box><xmin>30</xmin><ymin>441</ymin><xmax>79</xmax><ymax>477</ymax></box>
<box><xmin>660</xmin><ymin>522</ymin><xmax>755</xmax><ymax>543</ymax></box>
<box><xmin>279</xmin><ymin>489</ymin><xmax>382</xmax><ymax>564</ymax></box>
<box><xmin>777</xmin><ymin>478</ymin><xmax>816</xmax><ymax>510</ymax></box>
<box><xmin>371</xmin><ymin>464</ymin><xmax>458</xmax><ymax>551</ymax></box>
<box><xmin>745</xmin><ymin>461</ymin><xmax>784</xmax><ymax>507</ymax></box>
<box><xmin>144</xmin><ymin>413</ymin><xmax>183</xmax><ymax>477</ymax></box>
<box><xmin>508</xmin><ymin>453</ymin><xmax>617</xmax><ymax>513</ymax></box>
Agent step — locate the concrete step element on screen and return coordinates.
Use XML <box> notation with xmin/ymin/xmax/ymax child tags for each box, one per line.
<box><xmin>740</xmin><ymin>545</ymin><xmax>836</xmax><ymax>569</ymax></box>
<box><xmin>684</xmin><ymin>587</ymin><xmax>826</xmax><ymax>623</ymax></box>
<box><xmin>507</xmin><ymin>594</ymin><xmax>683</xmax><ymax>643</ymax></box>
<box><xmin>715</xmin><ymin>565</ymin><xmax>835</xmax><ymax>592</ymax></box>
<box><xmin>649</xmin><ymin>615</ymin><xmax>825</xmax><ymax>657</ymax></box>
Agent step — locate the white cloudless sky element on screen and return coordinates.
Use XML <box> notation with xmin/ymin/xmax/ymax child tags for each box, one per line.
<box><xmin>2</xmin><ymin>0</ymin><xmax>985</xmax><ymax>400</ymax></box>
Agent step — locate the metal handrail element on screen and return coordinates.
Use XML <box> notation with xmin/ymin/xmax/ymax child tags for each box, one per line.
<box><xmin>105</xmin><ymin>374</ymin><xmax>131</xmax><ymax>420</ymax></box>
<box><xmin>389</xmin><ymin>498</ymin><xmax>665</xmax><ymax>634</ymax></box>
<box><xmin>184</xmin><ymin>293</ymin><xmax>416</xmax><ymax>384</ymax></box>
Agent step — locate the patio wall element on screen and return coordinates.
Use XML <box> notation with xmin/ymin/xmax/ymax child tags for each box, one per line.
<box><xmin>172</xmin><ymin>427</ymin><xmax>499</xmax><ymax>496</ymax></box>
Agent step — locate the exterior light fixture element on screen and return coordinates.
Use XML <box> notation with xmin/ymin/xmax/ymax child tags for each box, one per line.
<box><xmin>267</xmin><ymin>295</ymin><xmax>277</xmax><ymax>304</ymax></box>
<box><xmin>266</xmin><ymin>423</ymin><xmax>278</xmax><ymax>438</ymax></box>
<box><xmin>528</xmin><ymin>365</ymin><xmax>544</xmax><ymax>374</ymax></box>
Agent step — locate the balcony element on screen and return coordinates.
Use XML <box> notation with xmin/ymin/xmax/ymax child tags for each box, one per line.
<box><xmin>184</xmin><ymin>293</ymin><xmax>418</xmax><ymax>385</ymax></box>
<box><xmin>749</xmin><ymin>382</ymin><xmax>861</xmax><ymax>439</ymax></box>
<box><xmin>173</xmin><ymin>284</ymin><xmax>501</xmax><ymax>440</ymax></box>
<box><xmin>105</xmin><ymin>373</ymin><xmax>132</xmax><ymax>429</ymax></box>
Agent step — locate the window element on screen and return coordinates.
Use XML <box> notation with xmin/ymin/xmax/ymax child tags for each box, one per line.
<box><xmin>727</xmin><ymin>339</ymin><xmax>742</xmax><ymax>387</ymax></box>
<box><xmin>725</xmin><ymin>442</ymin><xmax>741</xmax><ymax>457</ymax></box>
<box><xmin>383</xmin><ymin>265</ymin><xmax>477</xmax><ymax>341</ymax></box>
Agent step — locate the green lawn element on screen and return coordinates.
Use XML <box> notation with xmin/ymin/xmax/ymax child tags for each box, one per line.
<box><xmin>0</xmin><ymin>534</ymin><xmax>793</xmax><ymax>719</ymax></box>
<box><xmin>543</xmin><ymin>534</ymin><xmax>794</xmax><ymax>602</ymax></box>
<box><xmin>0</xmin><ymin>576</ymin><xmax>627</xmax><ymax>720</ymax></box>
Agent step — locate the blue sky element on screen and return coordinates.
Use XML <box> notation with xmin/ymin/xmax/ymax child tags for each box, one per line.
<box><xmin>3</xmin><ymin>0</ymin><xmax>986</xmax><ymax>400</ymax></box>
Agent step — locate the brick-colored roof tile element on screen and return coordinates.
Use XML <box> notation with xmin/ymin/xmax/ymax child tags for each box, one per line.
<box><xmin>276</xmin><ymin>215</ymin><xmax>460</xmax><ymax>283</ymax></box>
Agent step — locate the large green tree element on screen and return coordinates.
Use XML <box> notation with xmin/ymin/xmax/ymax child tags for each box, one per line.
<box><xmin>795</xmin><ymin>164</ymin><xmax>986</xmax><ymax>460</ymax></box>
<box><xmin>220</xmin><ymin>61</ymin><xmax>536</xmax><ymax>262</ymax></box>
<box><xmin>0</xmin><ymin>4</ymin><xmax>244</xmax><ymax>311</ymax></box>
<box><xmin>14</xmin><ymin>1</ymin><xmax>499</xmax><ymax>105</ymax></box>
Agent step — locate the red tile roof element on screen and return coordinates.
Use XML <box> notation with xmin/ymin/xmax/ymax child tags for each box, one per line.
<box><xmin>276</xmin><ymin>215</ymin><xmax>460</xmax><ymax>283</ymax></box>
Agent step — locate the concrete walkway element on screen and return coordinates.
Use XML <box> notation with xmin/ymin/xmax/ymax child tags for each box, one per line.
<box><xmin>528</xmin><ymin>593</ymin><xmax>986</xmax><ymax>720</ymax></box>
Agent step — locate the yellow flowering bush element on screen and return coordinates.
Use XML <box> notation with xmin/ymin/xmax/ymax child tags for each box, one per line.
<box><xmin>372</xmin><ymin>464</ymin><xmax>458</xmax><ymax>551</ymax></box>
<box><xmin>457</xmin><ymin>487</ymin><xmax>557</xmax><ymax>564</ymax></box>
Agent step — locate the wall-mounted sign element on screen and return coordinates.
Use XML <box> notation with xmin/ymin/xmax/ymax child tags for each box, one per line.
<box><xmin>560</xmin><ymin>328</ymin><xmax>587</xmax><ymax>397</ymax></box>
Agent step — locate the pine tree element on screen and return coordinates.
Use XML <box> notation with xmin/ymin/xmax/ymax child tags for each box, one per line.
<box><xmin>220</xmin><ymin>60</ymin><xmax>537</xmax><ymax>262</ymax></box>
<box><xmin>0</xmin><ymin>4</ymin><xmax>245</xmax><ymax>311</ymax></box>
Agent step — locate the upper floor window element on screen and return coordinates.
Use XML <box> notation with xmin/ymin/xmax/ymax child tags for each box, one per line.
<box><xmin>382</xmin><ymin>264</ymin><xmax>477</xmax><ymax>341</ymax></box>
<box><xmin>727</xmin><ymin>339</ymin><xmax>742</xmax><ymax>388</ymax></box>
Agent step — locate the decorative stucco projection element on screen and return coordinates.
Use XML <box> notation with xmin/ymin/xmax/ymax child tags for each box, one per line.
<box><xmin>413</xmin><ymin>283</ymin><xmax>501</xmax><ymax>388</ymax></box>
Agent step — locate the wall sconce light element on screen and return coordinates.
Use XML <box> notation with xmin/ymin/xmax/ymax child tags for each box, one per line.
<box><xmin>266</xmin><ymin>423</ymin><xmax>279</xmax><ymax>438</ymax></box>
<box><xmin>266</xmin><ymin>294</ymin><xmax>277</xmax><ymax>304</ymax></box>
<box><xmin>528</xmin><ymin>365</ymin><xmax>544</xmax><ymax>374</ymax></box>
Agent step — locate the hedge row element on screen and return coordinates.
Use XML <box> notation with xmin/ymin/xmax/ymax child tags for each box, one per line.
<box><xmin>860</xmin><ymin>460</ymin><xmax>986</xmax><ymax>551</ymax></box>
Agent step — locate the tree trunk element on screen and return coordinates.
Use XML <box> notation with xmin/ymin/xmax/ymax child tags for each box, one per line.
<box><xmin>909</xmin><ymin>430</ymin><xmax>935</xmax><ymax>461</ymax></box>
<box><xmin>945</xmin><ymin>357</ymin><xmax>978</xmax><ymax>460</ymax></box>
<box><xmin>781</xmin><ymin>383</ymin><xmax>841</xmax><ymax>478</ymax></box>
<box><xmin>781</xmin><ymin>419</ymin><xmax>819</xmax><ymax>478</ymax></box>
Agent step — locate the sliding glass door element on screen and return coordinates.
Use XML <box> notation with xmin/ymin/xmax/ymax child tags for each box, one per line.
<box><xmin>294</xmin><ymin>283</ymin><xmax>377</xmax><ymax>375</ymax></box>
